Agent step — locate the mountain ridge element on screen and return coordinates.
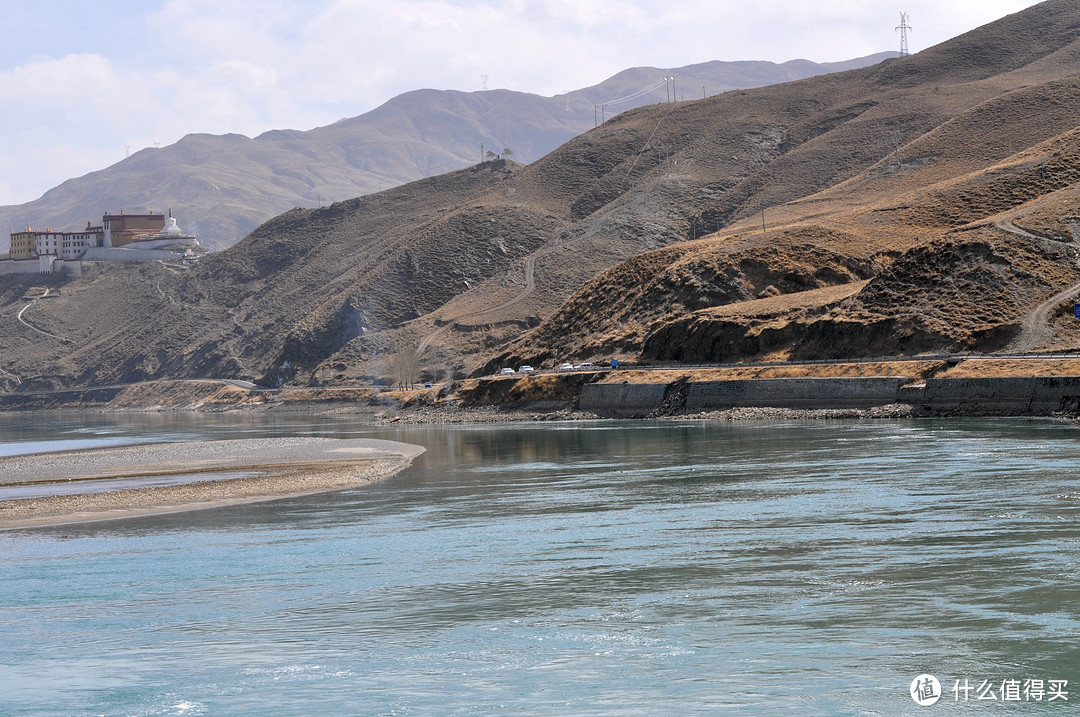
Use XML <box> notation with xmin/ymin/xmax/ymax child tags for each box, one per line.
<box><xmin>2</xmin><ymin>0</ymin><xmax>1080</xmax><ymax>393</ymax></box>
<box><xmin>0</xmin><ymin>53</ymin><xmax>897</xmax><ymax>252</ymax></box>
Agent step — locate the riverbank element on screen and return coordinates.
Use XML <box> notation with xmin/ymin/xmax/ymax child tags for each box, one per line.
<box><xmin>0</xmin><ymin>437</ymin><xmax>424</xmax><ymax>530</ymax></box>
<box><xmin>5</xmin><ymin>356</ymin><xmax>1080</xmax><ymax>422</ymax></box>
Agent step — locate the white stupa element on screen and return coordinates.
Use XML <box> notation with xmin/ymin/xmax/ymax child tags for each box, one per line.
<box><xmin>161</xmin><ymin>208</ymin><xmax>184</xmax><ymax>237</ymax></box>
<box><xmin>130</xmin><ymin>209</ymin><xmax>202</xmax><ymax>255</ymax></box>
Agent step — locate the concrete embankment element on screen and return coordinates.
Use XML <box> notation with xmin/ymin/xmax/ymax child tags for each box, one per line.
<box><xmin>915</xmin><ymin>376</ymin><xmax>1080</xmax><ymax>414</ymax></box>
<box><xmin>577</xmin><ymin>375</ymin><xmax>1080</xmax><ymax>417</ymax></box>
<box><xmin>6</xmin><ymin>368</ymin><xmax>1080</xmax><ymax>419</ymax></box>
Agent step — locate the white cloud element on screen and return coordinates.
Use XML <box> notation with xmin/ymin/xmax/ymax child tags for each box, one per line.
<box><xmin>0</xmin><ymin>0</ymin><xmax>1045</xmax><ymax>206</ymax></box>
<box><xmin>1</xmin><ymin>54</ymin><xmax>117</xmax><ymax>107</ymax></box>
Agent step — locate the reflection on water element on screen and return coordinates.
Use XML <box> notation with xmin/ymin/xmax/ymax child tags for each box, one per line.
<box><xmin>1</xmin><ymin>414</ymin><xmax>1079</xmax><ymax>715</ymax></box>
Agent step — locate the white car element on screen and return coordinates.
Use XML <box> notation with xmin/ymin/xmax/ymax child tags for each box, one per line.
<box><xmin>574</xmin><ymin>362</ymin><xmax>595</xmax><ymax>370</ymax></box>
<box><xmin>499</xmin><ymin>367</ymin><xmax>515</xmax><ymax>375</ymax></box>
<box><xmin>518</xmin><ymin>365</ymin><xmax>535</xmax><ymax>374</ymax></box>
<box><xmin>558</xmin><ymin>363</ymin><xmax>574</xmax><ymax>371</ymax></box>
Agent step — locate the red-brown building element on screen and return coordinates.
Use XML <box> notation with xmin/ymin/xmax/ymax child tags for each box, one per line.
<box><xmin>103</xmin><ymin>212</ymin><xmax>165</xmax><ymax>247</ymax></box>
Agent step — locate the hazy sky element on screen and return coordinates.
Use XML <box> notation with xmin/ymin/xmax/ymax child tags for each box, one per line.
<box><xmin>0</xmin><ymin>0</ymin><xmax>1043</xmax><ymax>206</ymax></box>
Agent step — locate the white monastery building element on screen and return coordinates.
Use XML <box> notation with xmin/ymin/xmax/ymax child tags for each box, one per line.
<box><xmin>4</xmin><ymin>210</ymin><xmax>203</xmax><ymax>276</ymax></box>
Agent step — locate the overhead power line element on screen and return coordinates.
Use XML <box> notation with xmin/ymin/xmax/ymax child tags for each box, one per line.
<box><xmin>601</xmin><ymin>77</ymin><xmax>670</xmax><ymax>108</ymax></box>
<box><xmin>593</xmin><ymin>76</ymin><xmax>675</xmax><ymax>128</ymax></box>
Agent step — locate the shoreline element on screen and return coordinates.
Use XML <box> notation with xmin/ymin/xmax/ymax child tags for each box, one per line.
<box><xmin>2</xmin><ymin>405</ymin><xmax>1075</xmax><ymax>529</ymax></box>
<box><xmin>0</xmin><ymin>437</ymin><xmax>425</xmax><ymax>530</ymax></box>
<box><xmin>9</xmin><ymin>364</ymin><xmax>1080</xmax><ymax>421</ymax></box>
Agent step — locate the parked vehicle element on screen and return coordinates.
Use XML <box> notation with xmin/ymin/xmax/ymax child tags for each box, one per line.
<box><xmin>574</xmin><ymin>362</ymin><xmax>595</xmax><ymax>370</ymax></box>
<box><xmin>558</xmin><ymin>363</ymin><xmax>574</xmax><ymax>371</ymax></box>
<box><xmin>518</xmin><ymin>365</ymin><xmax>535</xmax><ymax>374</ymax></box>
<box><xmin>499</xmin><ymin>367</ymin><xmax>515</xmax><ymax>375</ymax></box>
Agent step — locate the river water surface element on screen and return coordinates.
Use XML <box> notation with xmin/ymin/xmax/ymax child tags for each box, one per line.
<box><xmin>1</xmin><ymin>413</ymin><xmax>1078</xmax><ymax>715</ymax></box>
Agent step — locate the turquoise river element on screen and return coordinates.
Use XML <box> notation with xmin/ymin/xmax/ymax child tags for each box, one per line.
<box><xmin>1</xmin><ymin>413</ymin><xmax>1078</xmax><ymax>715</ymax></box>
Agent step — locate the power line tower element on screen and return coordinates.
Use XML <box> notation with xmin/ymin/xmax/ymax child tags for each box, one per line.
<box><xmin>481</xmin><ymin>74</ymin><xmax>489</xmax><ymax>91</ymax></box>
<box><xmin>896</xmin><ymin>12</ymin><xmax>912</xmax><ymax>56</ymax></box>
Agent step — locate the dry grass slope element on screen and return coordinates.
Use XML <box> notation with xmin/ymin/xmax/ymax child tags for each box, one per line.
<box><xmin>2</xmin><ymin>1</ymin><xmax>1080</xmax><ymax>391</ymax></box>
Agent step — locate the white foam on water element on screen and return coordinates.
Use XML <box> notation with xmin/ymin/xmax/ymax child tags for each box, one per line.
<box><xmin>170</xmin><ymin>701</ymin><xmax>205</xmax><ymax>716</ymax></box>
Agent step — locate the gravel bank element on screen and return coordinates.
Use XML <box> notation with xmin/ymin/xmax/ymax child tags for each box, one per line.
<box><xmin>0</xmin><ymin>437</ymin><xmax>424</xmax><ymax>529</ymax></box>
<box><xmin>659</xmin><ymin>404</ymin><xmax>918</xmax><ymax>421</ymax></box>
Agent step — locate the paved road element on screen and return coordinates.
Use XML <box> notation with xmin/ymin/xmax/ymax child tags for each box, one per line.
<box><xmin>481</xmin><ymin>350</ymin><xmax>1080</xmax><ymax>378</ymax></box>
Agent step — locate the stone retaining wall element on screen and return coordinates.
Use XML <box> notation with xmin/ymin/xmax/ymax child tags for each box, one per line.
<box><xmin>83</xmin><ymin>247</ymin><xmax>180</xmax><ymax>261</ymax></box>
<box><xmin>579</xmin><ymin>382</ymin><xmax>670</xmax><ymax>417</ymax></box>
<box><xmin>917</xmin><ymin>376</ymin><xmax>1080</xmax><ymax>414</ymax></box>
<box><xmin>579</xmin><ymin>376</ymin><xmax>1080</xmax><ymax>417</ymax></box>
<box><xmin>687</xmin><ymin>377</ymin><xmax>907</xmax><ymax>410</ymax></box>
<box><xmin>0</xmin><ymin>259</ymin><xmax>39</xmax><ymax>276</ymax></box>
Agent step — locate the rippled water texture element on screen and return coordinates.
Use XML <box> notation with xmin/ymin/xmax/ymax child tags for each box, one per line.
<box><xmin>1</xmin><ymin>414</ymin><xmax>1078</xmax><ymax>715</ymax></box>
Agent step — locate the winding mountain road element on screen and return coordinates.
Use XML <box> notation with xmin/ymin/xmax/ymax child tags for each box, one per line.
<box><xmin>996</xmin><ymin>220</ymin><xmax>1080</xmax><ymax>353</ymax></box>
<box><xmin>16</xmin><ymin>288</ymin><xmax>71</xmax><ymax>344</ymax></box>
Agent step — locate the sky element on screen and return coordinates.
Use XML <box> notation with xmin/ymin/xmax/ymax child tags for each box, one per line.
<box><xmin>0</xmin><ymin>0</ymin><xmax>1044</xmax><ymax>207</ymax></box>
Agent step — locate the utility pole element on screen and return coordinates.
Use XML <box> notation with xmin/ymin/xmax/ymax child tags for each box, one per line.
<box><xmin>880</xmin><ymin>130</ymin><xmax>903</xmax><ymax>166</ymax></box>
<box><xmin>664</xmin><ymin>75</ymin><xmax>677</xmax><ymax>103</ymax></box>
<box><xmin>896</xmin><ymin>12</ymin><xmax>912</xmax><ymax>56</ymax></box>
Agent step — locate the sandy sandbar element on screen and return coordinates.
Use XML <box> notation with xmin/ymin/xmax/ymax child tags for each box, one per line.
<box><xmin>0</xmin><ymin>437</ymin><xmax>425</xmax><ymax>529</ymax></box>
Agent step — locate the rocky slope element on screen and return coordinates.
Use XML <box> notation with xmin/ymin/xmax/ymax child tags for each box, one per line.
<box><xmin>492</xmin><ymin>0</ymin><xmax>1080</xmax><ymax>370</ymax></box>
<box><xmin>1</xmin><ymin>0</ymin><xmax>1079</xmax><ymax>392</ymax></box>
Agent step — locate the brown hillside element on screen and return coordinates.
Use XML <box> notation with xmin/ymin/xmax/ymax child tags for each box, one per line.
<box><xmin>2</xmin><ymin>1</ymin><xmax>1079</xmax><ymax>392</ymax></box>
<box><xmin>492</xmin><ymin>0</ymin><xmax>1080</xmax><ymax>370</ymax></box>
<box><xmin>0</xmin><ymin>55</ymin><xmax>894</xmax><ymax>253</ymax></box>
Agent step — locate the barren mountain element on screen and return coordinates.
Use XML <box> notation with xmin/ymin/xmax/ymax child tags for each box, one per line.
<box><xmin>492</xmin><ymin>0</ymin><xmax>1080</xmax><ymax>370</ymax></box>
<box><xmin>0</xmin><ymin>54</ymin><xmax>894</xmax><ymax>253</ymax></box>
<box><xmin>1</xmin><ymin>0</ymin><xmax>1079</xmax><ymax>393</ymax></box>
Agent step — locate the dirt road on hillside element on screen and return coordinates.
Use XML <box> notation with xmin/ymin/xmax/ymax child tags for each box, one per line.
<box><xmin>997</xmin><ymin>220</ymin><xmax>1080</xmax><ymax>352</ymax></box>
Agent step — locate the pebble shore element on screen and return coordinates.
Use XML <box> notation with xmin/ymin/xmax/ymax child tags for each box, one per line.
<box><xmin>0</xmin><ymin>437</ymin><xmax>424</xmax><ymax>529</ymax></box>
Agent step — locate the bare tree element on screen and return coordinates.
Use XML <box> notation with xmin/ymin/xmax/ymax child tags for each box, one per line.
<box><xmin>392</xmin><ymin>351</ymin><xmax>419</xmax><ymax>390</ymax></box>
